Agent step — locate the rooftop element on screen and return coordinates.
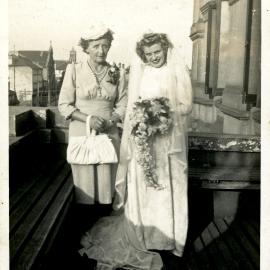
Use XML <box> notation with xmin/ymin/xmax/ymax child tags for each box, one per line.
<box><xmin>55</xmin><ymin>60</ymin><xmax>69</xmax><ymax>70</ymax></box>
<box><xmin>18</xmin><ymin>50</ymin><xmax>49</xmax><ymax>67</ymax></box>
<box><xmin>9</xmin><ymin>54</ymin><xmax>43</xmax><ymax>69</ymax></box>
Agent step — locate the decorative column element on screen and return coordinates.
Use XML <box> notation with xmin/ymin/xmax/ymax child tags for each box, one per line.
<box><xmin>191</xmin><ymin>0</ymin><xmax>216</xmax><ymax>101</ymax></box>
<box><xmin>220</xmin><ymin>0</ymin><xmax>249</xmax><ymax>112</ymax></box>
<box><xmin>190</xmin><ymin>0</ymin><xmax>205</xmax><ymax>94</ymax></box>
<box><xmin>245</xmin><ymin>0</ymin><xmax>261</xmax><ymax>103</ymax></box>
<box><xmin>190</xmin><ymin>0</ymin><xmax>218</xmax><ymax>129</ymax></box>
<box><xmin>249</xmin><ymin>0</ymin><xmax>261</xmax><ymax>135</ymax></box>
<box><xmin>216</xmin><ymin>0</ymin><xmax>261</xmax><ymax>135</ymax></box>
<box><xmin>213</xmin><ymin>0</ymin><xmax>230</xmax><ymax>96</ymax></box>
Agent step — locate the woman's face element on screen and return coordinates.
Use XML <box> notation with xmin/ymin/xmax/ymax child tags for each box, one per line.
<box><xmin>143</xmin><ymin>43</ymin><xmax>166</xmax><ymax>68</ymax></box>
<box><xmin>86</xmin><ymin>38</ymin><xmax>111</xmax><ymax>64</ymax></box>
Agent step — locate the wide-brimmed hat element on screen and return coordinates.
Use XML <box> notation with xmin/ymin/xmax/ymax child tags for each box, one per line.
<box><xmin>81</xmin><ymin>23</ymin><xmax>114</xmax><ymax>40</ymax></box>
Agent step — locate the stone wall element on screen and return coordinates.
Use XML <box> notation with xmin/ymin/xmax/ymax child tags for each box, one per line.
<box><xmin>190</xmin><ymin>0</ymin><xmax>261</xmax><ymax>135</ymax></box>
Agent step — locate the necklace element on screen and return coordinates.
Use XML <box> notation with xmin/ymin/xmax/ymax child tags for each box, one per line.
<box><xmin>87</xmin><ymin>60</ymin><xmax>108</xmax><ymax>97</ymax></box>
<box><xmin>90</xmin><ymin>62</ymin><xmax>106</xmax><ymax>75</ymax></box>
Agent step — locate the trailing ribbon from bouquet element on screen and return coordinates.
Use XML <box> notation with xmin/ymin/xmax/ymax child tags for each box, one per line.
<box><xmin>130</xmin><ymin>97</ymin><xmax>173</xmax><ymax>188</ymax></box>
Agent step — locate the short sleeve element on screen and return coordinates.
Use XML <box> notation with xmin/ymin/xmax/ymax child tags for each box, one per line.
<box><xmin>58</xmin><ymin>64</ymin><xmax>78</xmax><ymax>120</ymax></box>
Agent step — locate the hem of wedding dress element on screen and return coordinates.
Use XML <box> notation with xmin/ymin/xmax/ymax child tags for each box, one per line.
<box><xmin>148</xmin><ymin>247</ymin><xmax>184</xmax><ymax>257</ymax></box>
<box><xmin>78</xmin><ymin>248</ymin><xmax>164</xmax><ymax>270</ymax></box>
<box><xmin>170</xmin><ymin>248</ymin><xmax>183</xmax><ymax>257</ymax></box>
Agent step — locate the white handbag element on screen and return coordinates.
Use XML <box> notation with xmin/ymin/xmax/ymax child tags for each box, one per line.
<box><xmin>67</xmin><ymin>115</ymin><xmax>118</xmax><ymax>165</ymax></box>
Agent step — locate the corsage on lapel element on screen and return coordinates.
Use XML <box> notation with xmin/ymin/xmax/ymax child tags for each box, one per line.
<box><xmin>107</xmin><ymin>63</ymin><xmax>120</xmax><ymax>85</ymax></box>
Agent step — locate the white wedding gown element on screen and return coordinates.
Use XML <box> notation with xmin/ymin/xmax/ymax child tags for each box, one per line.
<box><xmin>79</xmin><ymin>65</ymin><xmax>188</xmax><ymax>270</ymax></box>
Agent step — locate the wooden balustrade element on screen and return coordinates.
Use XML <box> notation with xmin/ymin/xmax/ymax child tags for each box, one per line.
<box><xmin>9</xmin><ymin>106</ymin><xmax>260</xmax><ymax>269</ymax></box>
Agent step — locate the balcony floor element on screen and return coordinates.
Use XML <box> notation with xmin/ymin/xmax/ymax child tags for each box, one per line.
<box><xmin>45</xmin><ymin>206</ymin><xmax>259</xmax><ymax>270</ymax></box>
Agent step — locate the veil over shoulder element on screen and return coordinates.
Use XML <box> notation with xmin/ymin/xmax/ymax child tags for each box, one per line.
<box><xmin>113</xmin><ymin>46</ymin><xmax>193</xmax><ymax>210</ymax></box>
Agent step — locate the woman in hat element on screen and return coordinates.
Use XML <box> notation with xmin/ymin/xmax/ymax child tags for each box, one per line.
<box><xmin>79</xmin><ymin>32</ymin><xmax>193</xmax><ymax>269</ymax></box>
<box><xmin>58</xmin><ymin>24</ymin><xmax>127</xmax><ymax>223</ymax></box>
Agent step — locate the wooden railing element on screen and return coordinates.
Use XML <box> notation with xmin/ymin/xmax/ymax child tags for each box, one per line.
<box><xmin>9</xmin><ymin>110</ymin><xmax>73</xmax><ymax>269</ymax></box>
<box><xmin>9</xmin><ymin>106</ymin><xmax>260</xmax><ymax>269</ymax></box>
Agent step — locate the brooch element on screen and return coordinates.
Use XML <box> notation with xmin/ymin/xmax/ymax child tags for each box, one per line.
<box><xmin>107</xmin><ymin>63</ymin><xmax>120</xmax><ymax>85</ymax></box>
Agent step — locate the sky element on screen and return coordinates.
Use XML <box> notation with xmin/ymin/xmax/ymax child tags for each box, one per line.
<box><xmin>9</xmin><ymin>0</ymin><xmax>194</xmax><ymax>66</ymax></box>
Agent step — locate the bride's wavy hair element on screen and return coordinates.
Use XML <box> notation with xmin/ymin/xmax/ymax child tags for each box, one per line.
<box><xmin>136</xmin><ymin>33</ymin><xmax>173</xmax><ymax>63</ymax></box>
<box><xmin>79</xmin><ymin>31</ymin><xmax>114</xmax><ymax>53</ymax></box>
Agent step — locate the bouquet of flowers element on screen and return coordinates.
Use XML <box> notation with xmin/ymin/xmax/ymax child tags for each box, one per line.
<box><xmin>130</xmin><ymin>97</ymin><xmax>173</xmax><ymax>188</ymax></box>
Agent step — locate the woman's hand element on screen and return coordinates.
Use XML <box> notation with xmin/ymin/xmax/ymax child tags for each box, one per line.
<box><xmin>71</xmin><ymin>111</ymin><xmax>106</xmax><ymax>132</ymax></box>
<box><xmin>102</xmin><ymin>113</ymin><xmax>121</xmax><ymax>131</ymax></box>
<box><xmin>102</xmin><ymin>117</ymin><xmax>119</xmax><ymax>132</ymax></box>
<box><xmin>89</xmin><ymin>116</ymin><xmax>106</xmax><ymax>131</ymax></box>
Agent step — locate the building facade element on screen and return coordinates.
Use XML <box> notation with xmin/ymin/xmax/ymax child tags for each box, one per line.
<box><xmin>9</xmin><ymin>53</ymin><xmax>44</xmax><ymax>106</ymax></box>
<box><xmin>9</xmin><ymin>44</ymin><xmax>57</xmax><ymax>106</ymax></box>
<box><xmin>190</xmin><ymin>0</ymin><xmax>261</xmax><ymax>135</ymax></box>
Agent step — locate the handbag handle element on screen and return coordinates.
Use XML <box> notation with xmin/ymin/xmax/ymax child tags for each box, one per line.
<box><xmin>86</xmin><ymin>115</ymin><xmax>97</xmax><ymax>137</ymax></box>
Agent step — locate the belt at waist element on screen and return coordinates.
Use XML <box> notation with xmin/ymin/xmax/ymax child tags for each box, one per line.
<box><xmin>75</xmin><ymin>99</ymin><xmax>114</xmax><ymax>119</ymax></box>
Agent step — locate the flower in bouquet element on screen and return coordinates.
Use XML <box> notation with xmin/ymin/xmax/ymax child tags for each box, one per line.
<box><xmin>130</xmin><ymin>96</ymin><xmax>173</xmax><ymax>188</ymax></box>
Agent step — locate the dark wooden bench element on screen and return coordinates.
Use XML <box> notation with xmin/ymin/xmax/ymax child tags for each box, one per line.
<box><xmin>9</xmin><ymin>130</ymin><xmax>74</xmax><ymax>270</ymax></box>
<box><xmin>188</xmin><ymin>132</ymin><xmax>260</xmax><ymax>188</ymax></box>
<box><xmin>188</xmin><ymin>132</ymin><xmax>260</xmax><ymax>218</ymax></box>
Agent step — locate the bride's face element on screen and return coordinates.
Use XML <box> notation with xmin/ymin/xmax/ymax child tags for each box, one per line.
<box><xmin>143</xmin><ymin>43</ymin><xmax>166</xmax><ymax>68</ymax></box>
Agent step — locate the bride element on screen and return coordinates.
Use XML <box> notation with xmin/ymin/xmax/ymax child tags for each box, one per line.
<box><xmin>79</xmin><ymin>32</ymin><xmax>193</xmax><ymax>270</ymax></box>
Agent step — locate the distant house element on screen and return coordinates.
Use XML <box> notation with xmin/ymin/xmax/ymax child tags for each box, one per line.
<box><xmin>9</xmin><ymin>44</ymin><xmax>57</xmax><ymax>106</ymax></box>
<box><xmin>55</xmin><ymin>47</ymin><xmax>77</xmax><ymax>90</ymax></box>
<box><xmin>18</xmin><ymin>50</ymin><xmax>50</xmax><ymax>78</ymax></box>
<box><xmin>54</xmin><ymin>60</ymin><xmax>68</xmax><ymax>86</ymax></box>
<box><xmin>55</xmin><ymin>60</ymin><xmax>68</xmax><ymax>80</ymax></box>
<box><xmin>9</xmin><ymin>52</ymin><xmax>44</xmax><ymax>106</ymax></box>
